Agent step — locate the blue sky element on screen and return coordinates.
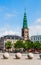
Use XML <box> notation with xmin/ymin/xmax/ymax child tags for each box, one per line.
<box><xmin>0</xmin><ymin>0</ymin><xmax>41</xmax><ymax>37</ymax></box>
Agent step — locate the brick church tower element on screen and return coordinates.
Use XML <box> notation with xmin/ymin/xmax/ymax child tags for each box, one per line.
<box><xmin>22</xmin><ymin>10</ymin><xmax>29</xmax><ymax>40</ymax></box>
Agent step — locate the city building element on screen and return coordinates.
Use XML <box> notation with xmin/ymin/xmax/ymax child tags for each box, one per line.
<box><xmin>0</xmin><ymin>35</ymin><xmax>22</xmax><ymax>50</ymax></box>
<box><xmin>0</xmin><ymin>37</ymin><xmax>4</xmax><ymax>50</ymax></box>
<box><xmin>22</xmin><ymin>10</ymin><xmax>29</xmax><ymax>40</ymax></box>
<box><xmin>31</xmin><ymin>35</ymin><xmax>41</xmax><ymax>42</ymax></box>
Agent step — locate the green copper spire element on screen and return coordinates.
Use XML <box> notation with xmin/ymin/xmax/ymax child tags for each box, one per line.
<box><xmin>23</xmin><ymin>9</ymin><xmax>28</xmax><ymax>29</ymax></box>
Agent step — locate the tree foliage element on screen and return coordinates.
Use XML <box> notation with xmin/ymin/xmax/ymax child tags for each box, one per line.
<box><xmin>24</xmin><ymin>40</ymin><xmax>34</xmax><ymax>49</ymax></box>
<box><xmin>14</xmin><ymin>40</ymin><xmax>24</xmax><ymax>48</ymax></box>
<box><xmin>4</xmin><ymin>40</ymin><xmax>41</xmax><ymax>52</ymax></box>
<box><xmin>33</xmin><ymin>41</ymin><xmax>41</xmax><ymax>50</ymax></box>
<box><xmin>5</xmin><ymin>41</ymin><xmax>12</xmax><ymax>49</ymax></box>
<box><xmin>14</xmin><ymin>40</ymin><xmax>34</xmax><ymax>49</ymax></box>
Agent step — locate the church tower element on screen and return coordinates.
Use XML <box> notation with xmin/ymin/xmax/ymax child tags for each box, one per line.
<box><xmin>22</xmin><ymin>10</ymin><xmax>29</xmax><ymax>40</ymax></box>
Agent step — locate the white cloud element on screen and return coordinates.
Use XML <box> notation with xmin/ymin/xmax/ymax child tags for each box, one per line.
<box><xmin>0</xmin><ymin>27</ymin><xmax>21</xmax><ymax>37</ymax></box>
<box><xmin>4</xmin><ymin>13</ymin><xmax>17</xmax><ymax>19</ymax></box>
<box><xmin>37</xmin><ymin>18</ymin><xmax>41</xmax><ymax>22</ymax></box>
<box><xmin>33</xmin><ymin>18</ymin><xmax>41</xmax><ymax>25</ymax></box>
<box><xmin>29</xmin><ymin>25</ymin><xmax>41</xmax><ymax>37</ymax></box>
<box><xmin>35</xmin><ymin>18</ymin><xmax>41</xmax><ymax>23</ymax></box>
<box><xmin>0</xmin><ymin>30</ymin><xmax>21</xmax><ymax>37</ymax></box>
<box><xmin>0</xmin><ymin>6</ymin><xmax>18</xmax><ymax>19</ymax></box>
<box><xmin>6</xmin><ymin>13</ymin><xmax>16</xmax><ymax>17</ymax></box>
<box><xmin>29</xmin><ymin>18</ymin><xmax>41</xmax><ymax>37</ymax></box>
<box><xmin>2</xmin><ymin>30</ymin><xmax>15</xmax><ymax>36</ymax></box>
<box><xmin>0</xmin><ymin>24</ymin><xmax>41</xmax><ymax>38</ymax></box>
<box><xmin>0</xmin><ymin>17</ymin><xmax>41</xmax><ymax>37</ymax></box>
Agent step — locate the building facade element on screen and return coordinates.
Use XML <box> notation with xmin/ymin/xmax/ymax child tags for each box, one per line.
<box><xmin>31</xmin><ymin>35</ymin><xmax>41</xmax><ymax>42</ymax></box>
<box><xmin>0</xmin><ymin>35</ymin><xmax>22</xmax><ymax>50</ymax></box>
<box><xmin>22</xmin><ymin>10</ymin><xmax>29</xmax><ymax>40</ymax></box>
<box><xmin>0</xmin><ymin>37</ymin><xmax>4</xmax><ymax>50</ymax></box>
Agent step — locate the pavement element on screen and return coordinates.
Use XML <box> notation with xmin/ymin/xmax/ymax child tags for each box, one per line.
<box><xmin>0</xmin><ymin>53</ymin><xmax>41</xmax><ymax>65</ymax></box>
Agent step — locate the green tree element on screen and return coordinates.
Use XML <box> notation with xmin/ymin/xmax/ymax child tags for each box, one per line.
<box><xmin>34</xmin><ymin>41</ymin><xmax>41</xmax><ymax>50</ymax></box>
<box><xmin>24</xmin><ymin>40</ymin><xmax>34</xmax><ymax>49</ymax></box>
<box><xmin>5</xmin><ymin>41</ymin><xmax>12</xmax><ymax>49</ymax></box>
<box><xmin>14</xmin><ymin>40</ymin><xmax>24</xmax><ymax>48</ymax></box>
